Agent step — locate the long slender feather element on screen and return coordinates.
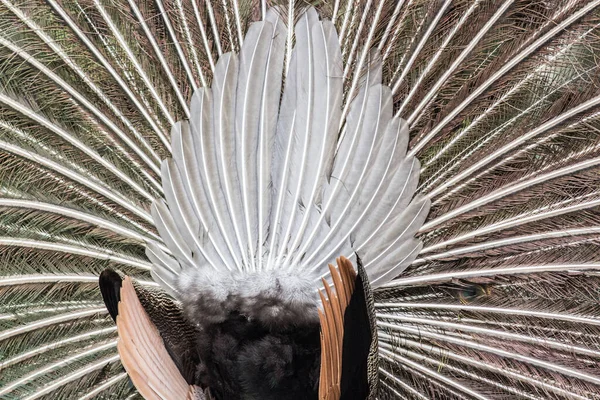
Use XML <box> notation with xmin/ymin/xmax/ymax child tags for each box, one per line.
<box><xmin>2</xmin><ymin>2</ymin><xmax>600</xmax><ymax>398</ymax></box>
<box><xmin>257</xmin><ymin>10</ymin><xmax>286</xmax><ymax>270</ymax></box>
<box><xmin>190</xmin><ymin>89</ymin><xmax>242</xmax><ymax>270</ymax></box>
<box><xmin>236</xmin><ymin>21</ymin><xmax>275</xmax><ymax>270</ymax></box>
<box><xmin>273</xmin><ymin>8</ymin><xmax>319</xmax><ymax>265</ymax></box>
<box><xmin>286</xmin><ymin>19</ymin><xmax>343</xmax><ymax>264</ymax></box>
<box><xmin>212</xmin><ymin>52</ymin><xmax>248</xmax><ymax>268</ymax></box>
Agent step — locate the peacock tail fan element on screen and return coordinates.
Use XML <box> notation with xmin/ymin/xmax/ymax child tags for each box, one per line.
<box><xmin>0</xmin><ymin>1</ymin><xmax>599</xmax><ymax>399</ymax></box>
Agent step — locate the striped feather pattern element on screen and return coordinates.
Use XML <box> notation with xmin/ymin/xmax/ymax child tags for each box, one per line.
<box><xmin>0</xmin><ymin>1</ymin><xmax>599</xmax><ymax>399</ymax></box>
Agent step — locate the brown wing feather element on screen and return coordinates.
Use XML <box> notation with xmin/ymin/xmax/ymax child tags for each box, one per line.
<box><xmin>116</xmin><ymin>276</ymin><xmax>199</xmax><ymax>400</ymax></box>
<box><xmin>318</xmin><ymin>257</ymin><xmax>357</xmax><ymax>400</ymax></box>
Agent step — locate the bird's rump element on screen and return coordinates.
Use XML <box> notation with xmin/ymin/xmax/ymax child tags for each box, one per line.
<box><xmin>1</xmin><ymin>1</ymin><xmax>600</xmax><ymax>399</ymax></box>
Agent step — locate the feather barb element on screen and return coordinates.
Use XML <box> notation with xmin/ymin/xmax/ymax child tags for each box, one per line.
<box><xmin>318</xmin><ymin>256</ymin><xmax>357</xmax><ymax>400</ymax></box>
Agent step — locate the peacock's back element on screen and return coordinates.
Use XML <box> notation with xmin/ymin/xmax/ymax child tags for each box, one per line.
<box><xmin>1</xmin><ymin>0</ymin><xmax>600</xmax><ymax>399</ymax></box>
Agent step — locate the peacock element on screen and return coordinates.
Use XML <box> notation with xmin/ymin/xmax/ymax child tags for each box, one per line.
<box><xmin>1</xmin><ymin>0</ymin><xmax>600</xmax><ymax>398</ymax></box>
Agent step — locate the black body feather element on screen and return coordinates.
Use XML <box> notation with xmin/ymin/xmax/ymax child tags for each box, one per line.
<box><xmin>100</xmin><ymin>269</ymin><xmax>321</xmax><ymax>399</ymax></box>
<box><xmin>340</xmin><ymin>258</ymin><xmax>376</xmax><ymax>400</ymax></box>
<box><xmin>179</xmin><ymin>272</ymin><xmax>322</xmax><ymax>399</ymax></box>
<box><xmin>196</xmin><ymin>311</ymin><xmax>321</xmax><ymax>400</ymax></box>
<box><xmin>98</xmin><ymin>269</ymin><xmax>123</xmax><ymax>322</ymax></box>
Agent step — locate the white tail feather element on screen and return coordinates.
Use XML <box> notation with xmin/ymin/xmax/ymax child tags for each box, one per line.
<box><xmin>151</xmin><ymin>7</ymin><xmax>427</xmax><ymax>292</ymax></box>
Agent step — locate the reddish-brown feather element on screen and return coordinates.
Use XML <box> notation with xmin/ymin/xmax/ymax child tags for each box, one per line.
<box><xmin>318</xmin><ymin>256</ymin><xmax>358</xmax><ymax>400</ymax></box>
<box><xmin>116</xmin><ymin>276</ymin><xmax>199</xmax><ymax>400</ymax></box>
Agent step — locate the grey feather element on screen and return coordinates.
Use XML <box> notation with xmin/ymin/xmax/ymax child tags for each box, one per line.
<box><xmin>151</xmin><ymin>200</ymin><xmax>196</xmax><ymax>269</ymax></box>
<box><xmin>171</xmin><ymin>119</ymin><xmax>235</xmax><ymax>270</ymax></box>
<box><xmin>190</xmin><ymin>88</ymin><xmax>242</xmax><ymax>271</ymax></box>
<box><xmin>285</xmin><ymin>19</ymin><xmax>344</xmax><ymax>260</ymax></box>
<box><xmin>235</xmin><ymin>21</ymin><xmax>274</xmax><ymax>271</ymax></box>
<box><xmin>273</xmin><ymin>8</ymin><xmax>319</xmax><ymax>265</ymax></box>
<box><xmin>257</xmin><ymin>9</ymin><xmax>286</xmax><ymax>271</ymax></box>
<box><xmin>212</xmin><ymin>52</ymin><xmax>247</xmax><ymax>268</ymax></box>
<box><xmin>161</xmin><ymin>157</ymin><xmax>214</xmax><ymax>268</ymax></box>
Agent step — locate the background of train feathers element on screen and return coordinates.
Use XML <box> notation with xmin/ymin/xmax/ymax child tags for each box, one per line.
<box><xmin>1</xmin><ymin>0</ymin><xmax>600</xmax><ymax>399</ymax></box>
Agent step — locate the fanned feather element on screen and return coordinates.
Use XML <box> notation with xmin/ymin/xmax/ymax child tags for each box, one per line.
<box><xmin>2</xmin><ymin>1</ymin><xmax>600</xmax><ymax>399</ymax></box>
<box><xmin>235</xmin><ymin>21</ymin><xmax>273</xmax><ymax>271</ymax></box>
<box><xmin>285</xmin><ymin>19</ymin><xmax>344</xmax><ymax>260</ymax></box>
<box><xmin>116</xmin><ymin>277</ymin><xmax>194</xmax><ymax>400</ymax></box>
<box><xmin>273</xmin><ymin>8</ymin><xmax>320</xmax><ymax>265</ymax></box>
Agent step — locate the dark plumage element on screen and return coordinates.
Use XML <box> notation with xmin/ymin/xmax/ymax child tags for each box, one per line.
<box><xmin>101</xmin><ymin>269</ymin><xmax>322</xmax><ymax>399</ymax></box>
<box><xmin>99</xmin><ymin>269</ymin><xmax>123</xmax><ymax>322</ymax></box>
<box><xmin>340</xmin><ymin>258</ymin><xmax>377</xmax><ymax>400</ymax></box>
<box><xmin>178</xmin><ymin>270</ymin><xmax>322</xmax><ymax>399</ymax></box>
<box><xmin>196</xmin><ymin>311</ymin><xmax>321</xmax><ymax>400</ymax></box>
